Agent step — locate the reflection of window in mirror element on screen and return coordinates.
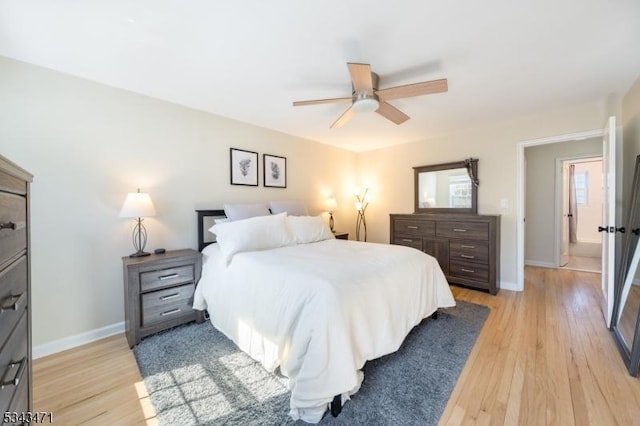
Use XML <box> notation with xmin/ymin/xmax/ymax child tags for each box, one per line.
<box><xmin>449</xmin><ymin>175</ymin><xmax>472</xmax><ymax>208</ymax></box>
<box><xmin>574</xmin><ymin>171</ymin><xmax>588</xmax><ymax>204</ymax></box>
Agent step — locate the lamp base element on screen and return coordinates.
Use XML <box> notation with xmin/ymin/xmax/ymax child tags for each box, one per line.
<box><xmin>129</xmin><ymin>250</ymin><xmax>151</xmax><ymax>258</ymax></box>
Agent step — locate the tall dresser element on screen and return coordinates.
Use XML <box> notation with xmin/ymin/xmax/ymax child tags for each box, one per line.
<box><xmin>390</xmin><ymin>213</ymin><xmax>500</xmax><ymax>294</ymax></box>
<box><xmin>0</xmin><ymin>155</ymin><xmax>33</xmax><ymax>417</ymax></box>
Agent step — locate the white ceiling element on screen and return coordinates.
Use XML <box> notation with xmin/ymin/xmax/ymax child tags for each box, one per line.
<box><xmin>1</xmin><ymin>0</ymin><xmax>639</xmax><ymax>152</ymax></box>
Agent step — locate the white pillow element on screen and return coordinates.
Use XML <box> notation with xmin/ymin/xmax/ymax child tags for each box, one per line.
<box><xmin>287</xmin><ymin>215</ymin><xmax>335</xmax><ymax>244</ymax></box>
<box><xmin>210</xmin><ymin>213</ymin><xmax>295</xmax><ymax>263</ymax></box>
<box><xmin>223</xmin><ymin>203</ymin><xmax>270</xmax><ymax>221</ymax></box>
<box><xmin>269</xmin><ymin>200</ymin><xmax>308</xmax><ymax>216</ymax></box>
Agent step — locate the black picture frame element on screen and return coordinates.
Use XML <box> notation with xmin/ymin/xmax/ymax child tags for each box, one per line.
<box><xmin>263</xmin><ymin>154</ymin><xmax>287</xmax><ymax>188</ymax></box>
<box><xmin>230</xmin><ymin>148</ymin><xmax>258</xmax><ymax>186</ymax></box>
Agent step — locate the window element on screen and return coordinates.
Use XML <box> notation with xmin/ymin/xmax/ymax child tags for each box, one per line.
<box><xmin>574</xmin><ymin>171</ymin><xmax>588</xmax><ymax>204</ymax></box>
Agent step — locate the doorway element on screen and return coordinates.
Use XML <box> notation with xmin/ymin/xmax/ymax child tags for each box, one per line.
<box><xmin>516</xmin><ymin>128</ymin><xmax>604</xmax><ymax>291</ymax></box>
<box><xmin>558</xmin><ymin>156</ymin><xmax>603</xmax><ymax>273</ymax></box>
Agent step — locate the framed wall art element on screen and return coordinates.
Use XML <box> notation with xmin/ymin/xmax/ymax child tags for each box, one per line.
<box><xmin>230</xmin><ymin>148</ymin><xmax>258</xmax><ymax>186</ymax></box>
<box><xmin>263</xmin><ymin>154</ymin><xmax>287</xmax><ymax>188</ymax></box>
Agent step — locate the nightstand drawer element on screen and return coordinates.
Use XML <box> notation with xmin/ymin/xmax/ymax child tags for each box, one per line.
<box><xmin>142</xmin><ymin>284</ymin><xmax>195</xmax><ymax>327</ymax></box>
<box><xmin>140</xmin><ymin>265</ymin><xmax>195</xmax><ymax>292</ymax></box>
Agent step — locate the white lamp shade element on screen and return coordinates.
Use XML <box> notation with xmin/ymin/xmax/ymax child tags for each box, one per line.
<box><xmin>324</xmin><ymin>196</ymin><xmax>338</xmax><ymax>212</ymax></box>
<box><xmin>120</xmin><ymin>192</ymin><xmax>156</xmax><ymax>218</ymax></box>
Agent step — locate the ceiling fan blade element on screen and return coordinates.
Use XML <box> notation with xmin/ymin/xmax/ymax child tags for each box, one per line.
<box><xmin>347</xmin><ymin>63</ymin><xmax>373</xmax><ymax>95</ymax></box>
<box><xmin>376</xmin><ymin>101</ymin><xmax>410</xmax><ymax>125</ymax></box>
<box><xmin>331</xmin><ymin>105</ymin><xmax>355</xmax><ymax>129</ymax></box>
<box><xmin>376</xmin><ymin>78</ymin><xmax>448</xmax><ymax>101</ymax></box>
<box><xmin>292</xmin><ymin>97</ymin><xmax>353</xmax><ymax>107</ymax></box>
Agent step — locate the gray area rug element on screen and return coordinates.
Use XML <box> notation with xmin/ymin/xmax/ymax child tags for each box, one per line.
<box><xmin>134</xmin><ymin>300</ymin><xmax>489</xmax><ymax>426</ymax></box>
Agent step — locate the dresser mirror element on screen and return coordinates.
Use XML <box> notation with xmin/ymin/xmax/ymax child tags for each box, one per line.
<box><xmin>414</xmin><ymin>158</ymin><xmax>478</xmax><ymax>214</ymax></box>
<box><xmin>612</xmin><ymin>155</ymin><xmax>640</xmax><ymax>376</ymax></box>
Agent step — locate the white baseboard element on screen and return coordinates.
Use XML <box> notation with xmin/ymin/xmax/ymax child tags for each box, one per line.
<box><xmin>500</xmin><ymin>281</ymin><xmax>520</xmax><ymax>292</ymax></box>
<box><xmin>525</xmin><ymin>260</ymin><xmax>556</xmax><ymax>268</ymax></box>
<box><xmin>33</xmin><ymin>321</ymin><xmax>125</xmax><ymax>359</ymax></box>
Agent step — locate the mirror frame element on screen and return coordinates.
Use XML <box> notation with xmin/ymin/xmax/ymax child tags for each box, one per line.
<box><xmin>413</xmin><ymin>158</ymin><xmax>478</xmax><ymax>214</ymax></box>
<box><xmin>612</xmin><ymin>154</ymin><xmax>640</xmax><ymax>376</ymax></box>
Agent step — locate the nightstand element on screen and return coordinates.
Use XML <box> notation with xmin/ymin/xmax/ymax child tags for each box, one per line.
<box><xmin>123</xmin><ymin>249</ymin><xmax>203</xmax><ymax>348</ymax></box>
<box><xmin>333</xmin><ymin>231</ymin><xmax>349</xmax><ymax>240</ymax></box>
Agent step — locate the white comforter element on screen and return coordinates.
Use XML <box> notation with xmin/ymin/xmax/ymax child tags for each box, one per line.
<box><xmin>193</xmin><ymin>239</ymin><xmax>455</xmax><ymax>423</ymax></box>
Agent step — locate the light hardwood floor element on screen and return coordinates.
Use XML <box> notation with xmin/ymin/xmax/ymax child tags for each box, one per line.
<box><xmin>33</xmin><ymin>267</ymin><xmax>640</xmax><ymax>425</ymax></box>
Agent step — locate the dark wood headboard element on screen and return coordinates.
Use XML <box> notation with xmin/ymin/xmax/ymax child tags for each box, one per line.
<box><xmin>196</xmin><ymin>209</ymin><xmax>226</xmax><ymax>251</ymax></box>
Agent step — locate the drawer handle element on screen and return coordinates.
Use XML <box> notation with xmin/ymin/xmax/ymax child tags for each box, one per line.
<box><xmin>161</xmin><ymin>308</ymin><xmax>181</xmax><ymax>317</ymax></box>
<box><xmin>461</xmin><ymin>268</ymin><xmax>475</xmax><ymax>273</ymax></box>
<box><xmin>0</xmin><ymin>292</ymin><xmax>26</xmax><ymax>313</ymax></box>
<box><xmin>160</xmin><ymin>293</ymin><xmax>180</xmax><ymax>301</ymax></box>
<box><xmin>0</xmin><ymin>222</ymin><xmax>16</xmax><ymax>230</ymax></box>
<box><xmin>453</xmin><ymin>228</ymin><xmax>467</xmax><ymax>232</ymax></box>
<box><xmin>159</xmin><ymin>273</ymin><xmax>180</xmax><ymax>281</ymax></box>
<box><xmin>1</xmin><ymin>357</ymin><xmax>26</xmax><ymax>389</ymax></box>
<box><xmin>402</xmin><ymin>239</ymin><xmax>414</xmax><ymax>243</ymax></box>
<box><xmin>460</xmin><ymin>254</ymin><xmax>475</xmax><ymax>259</ymax></box>
<box><xmin>460</xmin><ymin>245</ymin><xmax>475</xmax><ymax>249</ymax></box>
<box><xmin>406</xmin><ymin>225</ymin><xmax>419</xmax><ymax>229</ymax></box>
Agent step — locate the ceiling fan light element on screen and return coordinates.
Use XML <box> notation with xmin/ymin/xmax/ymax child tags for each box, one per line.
<box><xmin>352</xmin><ymin>97</ymin><xmax>380</xmax><ymax>113</ymax></box>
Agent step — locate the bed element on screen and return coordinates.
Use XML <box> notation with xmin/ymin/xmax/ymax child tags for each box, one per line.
<box><xmin>192</xmin><ymin>209</ymin><xmax>455</xmax><ymax>423</ymax></box>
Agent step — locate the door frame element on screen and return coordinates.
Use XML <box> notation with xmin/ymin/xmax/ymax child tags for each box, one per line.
<box><xmin>554</xmin><ymin>155</ymin><xmax>603</xmax><ymax>268</ymax></box>
<box><xmin>516</xmin><ymin>128</ymin><xmax>604</xmax><ymax>291</ymax></box>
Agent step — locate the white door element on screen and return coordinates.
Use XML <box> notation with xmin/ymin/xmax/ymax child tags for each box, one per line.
<box><xmin>561</xmin><ymin>161</ymin><xmax>570</xmax><ymax>266</ymax></box>
<box><xmin>601</xmin><ymin>116</ymin><xmax>616</xmax><ymax>327</ymax></box>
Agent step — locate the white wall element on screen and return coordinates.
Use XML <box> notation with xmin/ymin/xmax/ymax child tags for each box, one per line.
<box><xmin>357</xmin><ymin>102</ymin><xmax>605</xmax><ymax>288</ymax></box>
<box><xmin>0</xmin><ymin>57</ymin><xmax>357</xmax><ymax>348</ymax></box>
<box><xmin>524</xmin><ymin>140</ymin><xmax>602</xmax><ymax>265</ymax></box>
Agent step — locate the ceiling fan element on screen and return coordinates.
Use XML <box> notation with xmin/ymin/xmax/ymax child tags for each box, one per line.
<box><xmin>293</xmin><ymin>62</ymin><xmax>448</xmax><ymax>128</ymax></box>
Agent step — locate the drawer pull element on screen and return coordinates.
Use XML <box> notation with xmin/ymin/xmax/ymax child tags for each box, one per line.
<box><xmin>461</xmin><ymin>268</ymin><xmax>475</xmax><ymax>273</ymax></box>
<box><xmin>460</xmin><ymin>245</ymin><xmax>475</xmax><ymax>249</ymax></box>
<box><xmin>0</xmin><ymin>222</ymin><xmax>16</xmax><ymax>230</ymax></box>
<box><xmin>1</xmin><ymin>357</ymin><xmax>26</xmax><ymax>389</ymax></box>
<box><xmin>460</xmin><ymin>254</ymin><xmax>475</xmax><ymax>259</ymax></box>
<box><xmin>406</xmin><ymin>225</ymin><xmax>419</xmax><ymax>229</ymax></box>
<box><xmin>402</xmin><ymin>239</ymin><xmax>414</xmax><ymax>243</ymax></box>
<box><xmin>453</xmin><ymin>228</ymin><xmax>467</xmax><ymax>232</ymax></box>
<box><xmin>161</xmin><ymin>308</ymin><xmax>182</xmax><ymax>317</ymax></box>
<box><xmin>160</xmin><ymin>293</ymin><xmax>180</xmax><ymax>301</ymax></box>
<box><xmin>159</xmin><ymin>273</ymin><xmax>180</xmax><ymax>281</ymax></box>
<box><xmin>0</xmin><ymin>292</ymin><xmax>26</xmax><ymax>313</ymax></box>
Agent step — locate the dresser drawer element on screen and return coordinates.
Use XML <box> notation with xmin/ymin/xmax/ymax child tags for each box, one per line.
<box><xmin>0</xmin><ymin>311</ymin><xmax>27</xmax><ymax>414</ymax></box>
<box><xmin>0</xmin><ymin>256</ymin><xmax>27</xmax><ymax>347</ymax></box>
<box><xmin>393</xmin><ymin>236</ymin><xmax>423</xmax><ymax>250</ymax></box>
<box><xmin>393</xmin><ymin>219</ymin><xmax>435</xmax><ymax>237</ymax></box>
<box><xmin>450</xmin><ymin>241</ymin><xmax>489</xmax><ymax>264</ymax></box>
<box><xmin>449</xmin><ymin>259</ymin><xmax>489</xmax><ymax>282</ymax></box>
<box><xmin>142</xmin><ymin>283</ymin><xmax>195</xmax><ymax>326</ymax></box>
<box><xmin>436</xmin><ymin>221</ymin><xmax>489</xmax><ymax>240</ymax></box>
<box><xmin>0</xmin><ymin>193</ymin><xmax>27</xmax><ymax>268</ymax></box>
<box><xmin>140</xmin><ymin>265</ymin><xmax>195</xmax><ymax>292</ymax></box>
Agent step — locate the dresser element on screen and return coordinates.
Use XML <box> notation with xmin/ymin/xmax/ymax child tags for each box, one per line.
<box><xmin>390</xmin><ymin>214</ymin><xmax>500</xmax><ymax>294</ymax></box>
<box><xmin>123</xmin><ymin>249</ymin><xmax>204</xmax><ymax>348</ymax></box>
<box><xmin>0</xmin><ymin>155</ymin><xmax>33</xmax><ymax>417</ymax></box>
